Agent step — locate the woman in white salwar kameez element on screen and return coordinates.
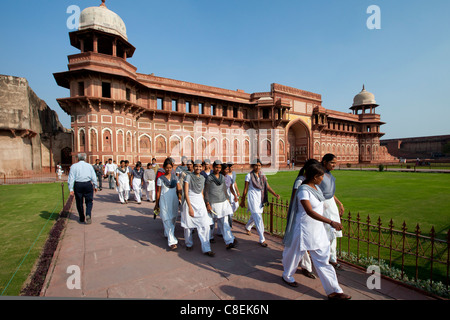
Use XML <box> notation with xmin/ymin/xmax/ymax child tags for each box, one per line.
<box><xmin>143</xmin><ymin>163</ymin><xmax>156</xmax><ymax>202</ymax></box>
<box><xmin>115</xmin><ymin>160</ymin><xmax>130</xmax><ymax>204</ymax></box>
<box><xmin>240</xmin><ymin>159</ymin><xmax>280</xmax><ymax>247</ymax></box>
<box><xmin>222</xmin><ymin>165</ymin><xmax>239</xmax><ymax>214</ymax></box>
<box><xmin>182</xmin><ymin>160</ymin><xmax>215</xmax><ymax>256</ymax></box>
<box><xmin>281</xmin><ymin>163</ymin><xmax>351</xmax><ymax>300</ymax></box>
<box><xmin>204</xmin><ymin>160</ymin><xmax>238</xmax><ymax>250</ymax></box>
<box><xmin>154</xmin><ymin>158</ymin><xmax>182</xmax><ymax>250</ymax></box>
<box><xmin>131</xmin><ymin>163</ymin><xmax>144</xmax><ymax>204</ymax></box>
<box><xmin>284</xmin><ymin>159</ymin><xmax>321</xmax><ymax>280</ymax></box>
<box><xmin>319</xmin><ymin>154</ymin><xmax>345</xmax><ymax>270</ymax></box>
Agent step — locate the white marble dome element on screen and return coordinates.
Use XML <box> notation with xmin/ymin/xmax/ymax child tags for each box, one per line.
<box><xmin>352</xmin><ymin>85</ymin><xmax>377</xmax><ymax>107</ymax></box>
<box><xmin>79</xmin><ymin>1</ymin><xmax>128</xmax><ymax>41</ymax></box>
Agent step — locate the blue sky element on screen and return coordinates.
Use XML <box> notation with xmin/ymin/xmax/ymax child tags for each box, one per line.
<box><xmin>1</xmin><ymin>0</ymin><xmax>449</xmax><ymax>139</ymax></box>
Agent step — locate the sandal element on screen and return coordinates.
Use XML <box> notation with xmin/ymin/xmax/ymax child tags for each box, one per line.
<box><xmin>330</xmin><ymin>261</ymin><xmax>342</xmax><ymax>270</ymax></box>
<box><xmin>170</xmin><ymin>244</ymin><xmax>177</xmax><ymax>250</ymax></box>
<box><xmin>226</xmin><ymin>239</ymin><xmax>238</xmax><ymax>250</ymax></box>
<box><xmin>301</xmin><ymin>269</ymin><xmax>317</xmax><ymax>279</ymax></box>
<box><xmin>260</xmin><ymin>242</ymin><xmax>268</xmax><ymax>247</ymax></box>
<box><xmin>327</xmin><ymin>292</ymin><xmax>351</xmax><ymax>300</ymax></box>
<box><xmin>282</xmin><ymin>277</ymin><xmax>298</xmax><ymax>287</ymax></box>
<box><xmin>204</xmin><ymin>251</ymin><xmax>215</xmax><ymax>257</ymax></box>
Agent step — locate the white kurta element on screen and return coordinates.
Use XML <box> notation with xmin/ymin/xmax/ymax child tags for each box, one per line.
<box><xmin>245</xmin><ymin>173</ymin><xmax>263</xmax><ymax>214</ymax></box>
<box><xmin>132</xmin><ymin>178</ymin><xmax>143</xmax><ymax>202</ymax></box>
<box><xmin>323</xmin><ymin>198</ymin><xmax>343</xmax><ymax>239</ymax></box>
<box><xmin>116</xmin><ymin>168</ymin><xmax>130</xmax><ymax>203</ymax></box>
<box><xmin>182</xmin><ymin>178</ymin><xmax>214</xmax><ymax>253</ymax></box>
<box><xmin>181</xmin><ymin>190</ymin><xmax>213</xmax><ymax>229</ymax></box>
<box><xmin>282</xmin><ymin>187</ymin><xmax>343</xmax><ymax>295</ymax></box>
<box><xmin>244</xmin><ymin>172</ymin><xmax>266</xmax><ymax>243</ymax></box>
<box><xmin>157</xmin><ymin>177</ymin><xmax>179</xmax><ymax>247</ymax></box>
<box><xmin>157</xmin><ymin>178</ymin><xmax>179</xmax><ymax>222</ymax></box>
<box><xmin>211</xmin><ymin>200</ymin><xmax>233</xmax><ymax>219</ymax></box>
<box><xmin>295</xmin><ymin>187</ymin><xmax>329</xmax><ymax>251</ymax></box>
<box><xmin>116</xmin><ymin>169</ymin><xmax>130</xmax><ymax>192</ymax></box>
<box><xmin>226</xmin><ymin>175</ymin><xmax>239</xmax><ymax>213</ymax></box>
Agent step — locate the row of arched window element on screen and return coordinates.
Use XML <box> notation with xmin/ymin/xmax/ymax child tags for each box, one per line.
<box><xmin>76</xmin><ymin>127</ymin><xmax>287</xmax><ymax>159</ymax></box>
<box><xmin>314</xmin><ymin>142</ymin><xmax>379</xmax><ymax>156</ymax></box>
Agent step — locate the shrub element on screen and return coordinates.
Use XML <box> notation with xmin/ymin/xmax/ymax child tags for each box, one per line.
<box><xmin>339</xmin><ymin>252</ymin><xmax>449</xmax><ymax>299</ymax></box>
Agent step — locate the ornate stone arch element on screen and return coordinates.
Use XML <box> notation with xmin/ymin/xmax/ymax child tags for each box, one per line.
<box><xmin>126</xmin><ymin>130</ymin><xmax>133</xmax><ymax>153</ymax></box>
<box><xmin>183</xmin><ymin>136</ymin><xmax>194</xmax><ymax>159</ymax></box>
<box><xmin>102</xmin><ymin>128</ymin><xmax>113</xmax><ymax>152</ymax></box>
<box><xmin>209</xmin><ymin>137</ymin><xmax>219</xmax><ymax>158</ymax></box>
<box><xmin>88</xmin><ymin>127</ymin><xmax>98</xmax><ymax>152</ymax></box>
<box><xmin>260</xmin><ymin>138</ymin><xmax>272</xmax><ymax>158</ymax></box>
<box><xmin>78</xmin><ymin>128</ymin><xmax>86</xmax><ymax>153</ymax></box>
<box><xmin>169</xmin><ymin>135</ymin><xmax>181</xmax><ymax>158</ymax></box>
<box><xmin>222</xmin><ymin>137</ymin><xmax>230</xmax><ymax>162</ymax></box>
<box><xmin>197</xmin><ymin>136</ymin><xmax>207</xmax><ymax>159</ymax></box>
<box><xmin>155</xmin><ymin>134</ymin><xmax>167</xmax><ymax>154</ymax></box>
<box><xmin>232</xmin><ymin>138</ymin><xmax>241</xmax><ymax>163</ymax></box>
<box><xmin>138</xmin><ymin>133</ymin><xmax>152</xmax><ymax>154</ymax></box>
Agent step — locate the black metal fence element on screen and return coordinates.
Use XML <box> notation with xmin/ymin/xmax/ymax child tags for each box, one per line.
<box><xmin>235</xmin><ymin>197</ymin><xmax>449</xmax><ymax>295</ymax></box>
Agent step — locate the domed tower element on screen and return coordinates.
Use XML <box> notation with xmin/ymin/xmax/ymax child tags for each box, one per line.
<box><xmin>70</xmin><ymin>0</ymin><xmax>134</xmax><ymax>59</ymax></box>
<box><xmin>350</xmin><ymin>85</ymin><xmax>378</xmax><ymax>115</ymax></box>
<box><xmin>54</xmin><ymin>1</ymin><xmax>145</xmax><ymax>164</ymax></box>
<box><xmin>350</xmin><ymin>85</ymin><xmax>386</xmax><ymax>162</ymax></box>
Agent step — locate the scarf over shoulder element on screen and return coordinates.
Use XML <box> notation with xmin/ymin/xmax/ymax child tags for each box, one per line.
<box><xmin>187</xmin><ymin>172</ymin><xmax>205</xmax><ymax>194</ymax></box>
<box><xmin>159</xmin><ymin>173</ymin><xmax>178</xmax><ymax>188</ymax></box>
<box><xmin>250</xmin><ymin>170</ymin><xmax>269</xmax><ymax>206</ymax></box>
<box><xmin>283</xmin><ymin>183</ymin><xmax>325</xmax><ymax>247</ymax></box>
<box><xmin>204</xmin><ymin>173</ymin><xmax>229</xmax><ymax>204</ymax></box>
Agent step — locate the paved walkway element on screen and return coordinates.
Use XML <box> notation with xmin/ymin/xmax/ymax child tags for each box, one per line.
<box><xmin>41</xmin><ymin>188</ymin><xmax>436</xmax><ymax>300</ymax></box>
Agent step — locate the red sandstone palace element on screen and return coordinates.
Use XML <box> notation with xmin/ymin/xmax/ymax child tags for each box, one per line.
<box><xmin>54</xmin><ymin>1</ymin><xmax>396</xmax><ymax>168</ymax></box>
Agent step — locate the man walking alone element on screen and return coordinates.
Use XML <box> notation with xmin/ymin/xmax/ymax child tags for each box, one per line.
<box><xmin>68</xmin><ymin>153</ymin><xmax>98</xmax><ymax>224</ymax></box>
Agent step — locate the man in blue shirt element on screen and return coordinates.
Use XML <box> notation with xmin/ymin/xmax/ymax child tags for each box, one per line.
<box><xmin>68</xmin><ymin>153</ymin><xmax>98</xmax><ymax>224</ymax></box>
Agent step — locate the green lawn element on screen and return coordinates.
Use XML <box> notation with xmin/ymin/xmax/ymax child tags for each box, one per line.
<box><xmin>0</xmin><ymin>183</ymin><xmax>65</xmax><ymax>296</ymax></box>
<box><xmin>235</xmin><ymin>170</ymin><xmax>450</xmax><ymax>239</ymax></box>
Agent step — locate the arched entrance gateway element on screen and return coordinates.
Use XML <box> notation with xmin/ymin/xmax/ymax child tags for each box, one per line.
<box><xmin>286</xmin><ymin>118</ymin><xmax>310</xmax><ymax>165</ymax></box>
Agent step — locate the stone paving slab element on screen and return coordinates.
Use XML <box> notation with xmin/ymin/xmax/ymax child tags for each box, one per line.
<box><xmin>41</xmin><ymin>188</ymin><xmax>437</xmax><ymax>302</ymax></box>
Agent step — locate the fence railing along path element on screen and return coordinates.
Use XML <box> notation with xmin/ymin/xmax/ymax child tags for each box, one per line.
<box><xmin>235</xmin><ymin>197</ymin><xmax>449</xmax><ymax>296</ymax></box>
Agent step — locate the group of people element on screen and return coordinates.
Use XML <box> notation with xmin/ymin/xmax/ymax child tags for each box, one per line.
<box><xmin>281</xmin><ymin>153</ymin><xmax>350</xmax><ymax>300</ymax></box>
<box><xmin>68</xmin><ymin>152</ymin><xmax>351</xmax><ymax>300</ymax></box>
<box><xmin>153</xmin><ymin>157</ymin><xmax>280</xmax><ymax>257</ymax></box>
<box><xmin>92</xmin><ymin>158</ymin><xmax>159</xmax><ymax>204</ymax></box>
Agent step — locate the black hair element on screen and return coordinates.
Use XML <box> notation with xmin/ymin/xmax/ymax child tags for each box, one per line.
<box><xmin>303</xmin><ymin>163</ymin><xmax>325</xmax><ymax>184</ymax></box>
<box><xmin>163</xmin><ymin>158</ymin><xmax>173</xmax><ymax>168</ymax></box>
<box><xmin>120</xmin><ymin>160</ymin><xmax>125</xmax><ymax>164</ymax></box>
<box><xmin>251</xmin><ymin>159</ymin><xmax>262</xmax><ymax>167</ymax></box>
<box><xmin>212</xmin><ymin>161</ymin><xmax>223</xmax><ymax>168</ymax></box>
<box><xmin>220</xmin><ymin>163</ymin><xmax>229</xmax><ymax>174</ymax></box>
<box><xmin>298</xmin><ymin>159</ymin><xmax>320</xmax><ymax>178</ymax></box>
<box><xmin>321</xmin><ymin>153</ymin><xmax>336</xmax><ymax>165</ymax></box>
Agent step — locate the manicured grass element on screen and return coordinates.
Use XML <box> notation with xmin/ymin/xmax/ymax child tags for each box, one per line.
<box><xmin>235</xmin><ymin>170</ymin><xmax>450</xmax><ymax>239</ymax></box>
<box><xmin>0</xmin><ymin>183</ymin><xmax>65</xmax><ymax>296</ymax></box>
